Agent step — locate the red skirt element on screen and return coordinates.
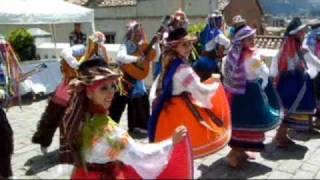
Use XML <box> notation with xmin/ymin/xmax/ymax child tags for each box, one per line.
<box><xmin>72</xmin><ymin>136</ymin><xmax>193</xmax><ymax>179</ymax></box>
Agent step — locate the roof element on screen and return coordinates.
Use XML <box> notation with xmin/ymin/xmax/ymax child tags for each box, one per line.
<box><xmin>27</xmin><ymin>28</ymin><xmax>51</xmax><ymax>37</ymax></box>
<box><xmin>255</xmin><ymin>35</ymin><xmax>283</xmax><ymax>49</ymax></box>
<box><xmin>67</xmin><ymin>0</ymin><xmax>137</xmax><ymax>7</ymax></box>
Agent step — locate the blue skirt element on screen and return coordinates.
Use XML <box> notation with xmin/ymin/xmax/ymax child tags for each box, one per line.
<box><xmin>277</xmin><ymin>70</ymin><xmax>316</xmax><ymax>114</ymax></box>
<box><xmin>231</xmin><ymin>79</ymin><xmax>282</xmax><ymax>132</ymax></box>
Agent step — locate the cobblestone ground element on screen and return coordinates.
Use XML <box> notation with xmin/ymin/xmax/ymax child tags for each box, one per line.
<box><xmin>7</xmin><ymin>98</ymin><xmax>320</xmax><ymax>179</ymax></box>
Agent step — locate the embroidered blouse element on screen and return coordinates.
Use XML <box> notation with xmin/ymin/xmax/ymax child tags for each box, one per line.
<box><xmin>270</xmin><ymin>44</ymin><xmax>320</xmax><ymax>79</ymax></box>
<box><xmin>243</xmin><ymin>51</ymin><xmax>269</xmax><ymax>88</ymax></box>
<box><xmin>172</xmin><ymin>63</ymin><xmax>219</xmax><ymax>109</ymax></box>
<box><xmin>116</xmin><ymin>42</ymin><xmax>161</xmax><ymax>64</ymax></box>
<box><xmin>81</xmin><ymin>115</ymin><xmax>173</xmax><ymax>179</ymax></box>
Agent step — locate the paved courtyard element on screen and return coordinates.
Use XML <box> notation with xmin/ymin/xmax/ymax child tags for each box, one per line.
<box><xmin>7</xmin><ymin>97</ymin><xmax>320</xmax><ymax>179</ymax></box>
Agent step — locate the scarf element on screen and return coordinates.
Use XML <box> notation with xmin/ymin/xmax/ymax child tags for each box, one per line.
<box><xmin>148</xmin><ymin>58</ymin><xmax>184</xmax><ymax>142</ymax></box>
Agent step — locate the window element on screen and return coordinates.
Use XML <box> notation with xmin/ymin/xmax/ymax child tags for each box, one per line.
<box><xmin>103</xmin><ymin>32</ymin><xmax>116</xmax><ymax>43</ymax></box>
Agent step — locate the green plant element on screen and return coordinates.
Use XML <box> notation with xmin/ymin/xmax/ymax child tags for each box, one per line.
<box><xmin>7</xmin><ymin>28</ymin><xmax>35</xmax><ymax>61</ymax></box>
<box><xmin>188</xmin><ymin>22</ymin><xmax>206</xmax><ymax>61</ymax></box>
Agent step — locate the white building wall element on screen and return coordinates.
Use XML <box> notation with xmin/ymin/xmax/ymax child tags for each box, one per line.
<box><xmin>0</xmin><ymin>0</ymin><xmax>218</xmax><ymax>43</ymax></box>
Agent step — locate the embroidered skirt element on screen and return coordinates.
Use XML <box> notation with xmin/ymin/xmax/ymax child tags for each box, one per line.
<box><xmin>277</xmin><ymin>70</ymin><xmax>316</xmax><ymax>130</ymax></box>
<box><xmin>229</xmin><ymin>80</ymin><xmax>282</xmax><ymax>151</ymax></box>
<box><xmin>153</xmin><ymin>82</ymin><xmax>231</xmax><ymax>158</ymax></box>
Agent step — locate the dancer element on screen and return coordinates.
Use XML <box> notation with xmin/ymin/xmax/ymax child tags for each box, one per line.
<box><xmin>149</xmin><ymin>27</ymin><xmax>231</xmax><ymax>158</ymax></box>
<box><xmin>223</xmin><ymin>25</ymin><xmax>282</xmax><ymax>168</ymax></box>
<box><xmin>109</xmin><ymin>21</ymin><xmax>160</xmax><ymax>133</ymax></box>
<box><xmin>303</xmin><ymin>22</ymin><xmax>320</xmax><ymax>129</ymax></box>
<box><xmin>271</xmin><ymin>17</ymin><xmax>320</xmax><ymax>147</ymax></box>
<box><xmin>32</xmin><ymin>32</ymin><xmax>110</xmax><ymax>155</ymax></box>
<box><xmin>0</xmin><ymin>37</ymin><xmax>14</xmax><ymax>179</ymax></box>
<box><xmin>194</xmin><ymin>11</ymin><xmax>230</xmax><ymax>81</ymax></box>
<box><xmin>62</xmin><ymin>57</ymin><xmax>193</xmax><ymax>179</ymax></box>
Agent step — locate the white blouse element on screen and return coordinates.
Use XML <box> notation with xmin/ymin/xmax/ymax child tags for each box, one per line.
<box><xmin>84</xmin><ymin>125</ymin><xmax>173</xmax><ymax>179</ymax></box>
<box><xmin>116</xmin><ymin>42</ymin><xmax>161</xmax><ymax>64</ymax></box>
<box><xmin>244</xmin><ymin>51</ymin><xmax>269</xmax><ymax>88</ymax></box>
<box><xmin>172</xmin><ymin>64</ymin><xmax>219</xmax><ymax>109</ymax></box>
<box><xmin>270</xmin><ymin>47</ymin><xmax>320</xmax><ymax>79</ymax></box>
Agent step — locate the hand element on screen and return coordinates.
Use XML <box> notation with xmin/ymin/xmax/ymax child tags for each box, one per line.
<box><xmin>211</xmin><ymin>73</ymin><xmax>221</xmax><ymax>81</ymax></box>
<box><xmin>172</xmin><ymin>126</ymin><xmax>187</xmax><ymax>145</ymax></box>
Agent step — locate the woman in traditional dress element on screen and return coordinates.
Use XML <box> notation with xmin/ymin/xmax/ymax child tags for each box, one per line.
<box><xmin>0</xmin><ymin>37</ymin><xmax>14</xmax><ymax>179</ymax></box>
<box><xmin>109</xmin><ymin>21</ymin><xmax>160</xmax><ymax>133</ymax></box>
<box><xmin>193</xmin><ymin>11</ymin><xmax>230</xmax><ymax>81</ymax></box>
<box><xmin>303</xmin><ymin>22</ymin><xmax>320</xmax><ymax>129</ymax></box>
<box><xmin>62</xmin><ymin>57</ymin><xmax>193</xmax><ymax>179</ymax></box>
<box><xmin>271</xmin><ymin>17</ymin><xmax>320</xmax><ymax>147</ymax></box>
<box><xmin>223</xmin><ymin>25</ymin><xmax>282</xmax><ymax>168</ymax></box>
<box><xmin>32</xmin><ymin>32</ymin><xmax>111</xmax><ymax>158</ymax></box>
<box><xmin>149</xmin><ymin>27</ymin><xmax>231</xmax><ymax>158</ymax></box>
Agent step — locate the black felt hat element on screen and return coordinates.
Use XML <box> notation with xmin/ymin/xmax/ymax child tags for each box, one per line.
<box><xmin>285</xmin><ymin>17</ymin><xmax>307</xmax><ymax>36</ymax></box>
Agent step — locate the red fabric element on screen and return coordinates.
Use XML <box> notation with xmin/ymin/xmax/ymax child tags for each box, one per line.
<box><xmin>72</xmin><ymin>164</ymin><xmax>141</xmax><ymax>180</ymax></box>
<box><xmin>278</xmin><ymin>37</ymin><xmax>302</xmax><ymax>72</ymax></box>
<box><xmin>71</xmin><ymin>136</ymin><xmax>193</xmax><ymax>179</ymax></box>
<box><xmin>52</xmin><ymin>80</ymin><xmax>71</xmax><ymax>106</ymax></box>
<box><xmin>315</xmin><ymin>41</ymin><xmax>320</xmax><ymax>57</ymax></box>
<box><xmin>232</xmin><ymin>131</ymin><xmax>265</xmax><ymax>142</ymax></box>
<box><xmin>158</xmin><ymin>136</ymin><xmax>193</xmax><ymax>179</ymax></box>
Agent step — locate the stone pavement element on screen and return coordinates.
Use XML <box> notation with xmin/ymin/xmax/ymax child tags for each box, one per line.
<box><xmin>7</xmin><ymin>98</ymin><xmax>320</xmax><ymax>179</ymax></box>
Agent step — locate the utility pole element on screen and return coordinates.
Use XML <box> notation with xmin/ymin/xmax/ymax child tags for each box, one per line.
<box><xmin>209</xmin><ymin>0</ymin><xmax>213</xmax><ymax>13</ymax></box>
<box><xmin>180</xmin><ymin>0</ymin><xmax>185</xmax><ymax>11</ymax></box>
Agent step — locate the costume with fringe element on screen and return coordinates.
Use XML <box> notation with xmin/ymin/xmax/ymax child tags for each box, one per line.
<box><xmin>62</xmin><ymin>59</ymin><xmax>193</xmax><ymax>179</ymax></box>
<box><xmin>31</xmin><ymin>45</ymin><xmax>85</xmax><ymax>151</ymax></box>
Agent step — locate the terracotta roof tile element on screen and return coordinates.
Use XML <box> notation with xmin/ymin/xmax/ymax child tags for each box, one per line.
<box><xmin>255</xmin><ymin>35</ymin><xmax>283</xmax><ymax>49</ymax></box>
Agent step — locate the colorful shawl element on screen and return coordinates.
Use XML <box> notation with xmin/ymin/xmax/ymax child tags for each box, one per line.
<box><xmin>148</xmin><ymin>58</ymin><xmax>183</xmax><ymax>142</ymax></box>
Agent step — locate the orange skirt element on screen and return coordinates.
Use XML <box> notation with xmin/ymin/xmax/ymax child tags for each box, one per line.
<box><xmin>154</xmin><ymin>82</ymin><xmax>231</xmax><ymax>158</ymax></box>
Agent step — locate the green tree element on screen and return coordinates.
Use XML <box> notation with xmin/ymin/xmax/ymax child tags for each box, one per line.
<box><xmin>188</xmin><ymin>22</ymin><xmax>206</xmax><ymax>61</ymax></box>
<box><xmin>8</xmin><ymin>28</ymin><xmax>35</xmax><ymax>61</ymax></box>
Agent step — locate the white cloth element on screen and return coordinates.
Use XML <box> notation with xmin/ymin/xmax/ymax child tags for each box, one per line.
<box><xmin>116</xmin><ymin>42</ymin><xmax>161</xmax><ymax>64</ymax></box>
<box><xmin>244</xmin><ymin>51</ymin><xmax>269</xmax><ymax>88</ymax></box>
<box><xmin>172</xmin><ymin>64</ymin><xmax>219</xmax><ymax>109</ymax></box>
<box><xmin>205</xmin><ymin>33</ymin><xmax>230</xmax><ymax>52</ymax></box>
<box><xmin>60</xmin><ymin>47</ymin><xmax>80</xmax><ymax>69</ymax></box>
<box><xmin>270</xmin><ymin>45</ymin><xmax>320</xmax><ymax>79</ymax></box>
<box><xmin>84</xmin><ymin>126</ymin><xmax>173</xmax><ymax>179</ymax></box>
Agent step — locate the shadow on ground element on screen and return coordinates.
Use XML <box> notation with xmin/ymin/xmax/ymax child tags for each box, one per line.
<box><xmin>288</xmin><ymin>129</ymin><xmax>320</xmax><ymax>141</ymax></box>
<box><xmin>261</xmin><ymin>141</ymin><xmax>308</xmax><ymax>161</ymax></box>
<box><xmin>24</xmin><ymin>149</ymin><xmax>59</xmax><ymax>176</ymax></box>
<box><xmin>198</xmin><ymin>158</ymin><xmax>272</xmax><ymax>179</ymax></box>
<box><xmin>9</xmin><ymin>92</ymin><xmax>52</xmax><ymax>107</ymax></box>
